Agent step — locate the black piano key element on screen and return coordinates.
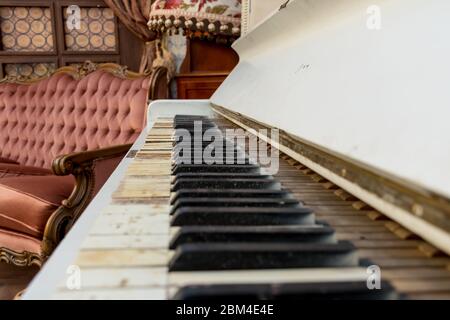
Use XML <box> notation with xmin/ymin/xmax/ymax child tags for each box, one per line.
<box><xmin>172</xmin><ymin>281</ymin><xmax>399</xmax><ymax>300</ymax></box>
<box><xmin>174</xmin><ymin>115</ymin><xmax>211</xmax><ymax>119</ymax></box>
<box><xmin>173</xmin><ymin>116</ymin><xmax>215</xmax><ymax>122</ymax></box>
<box><xmin>168</xmin><ymin>241</ymin><xmax>358</xmax><ymax>271</ymax></box>
<box><xmin>173</xmin><ymin>142</ymin><xmax>235</xmax><ymax>149</ymax></box>
<box><xmin>174</xmin><ymin>120</ymin><xmax>215</xmax><ymax>125</ymax></box>
<box><xmin>172</xmin><ymin>152</ymin><xmax>250</xmax><ymax>161</ymax></box>
<box><xmin>169</xmin><ymin>225</ymin><xmax>336</xmax><ymax>249</ymax></box>
<box><xmin>174</xmin><ymin>129</ymin><xmax>222</xmax><ymax>136</ymax></box>
<box><xmin>172</xmin><ymin>164</ymin><xmax>261</xmax><ymax>174</ymax></box>
<box><xmin>171</xmin><ymin>178</ymin><xmax>280</xmax><ymax>191</ymax></box>
<box><xmin>170</xmin><ymin>206</ymin><xmax>315</xmax><ymax>226</ymax></box>
<box><xmin>172</xmin><ymin>160</ymin><xmax>252</xmax><ymax>166</ymax></box>
<box><xmin>171</xmin><ymin>173</ymin><xmax>273</xmax><ymax>185</ymax></box>
<box><xmin>173</xmin><ymin>151</ymin><xmax>247</xmax><ymax>159</ymax></box>
<box><xmin>172</xmin><ymin>152</ymin><xmax>255</xmax><ymax>161</ymax></box>
<box><xmin>174</xmin><ymin>123</ymin><xmax>217</xmax><ymax>130</ymax></box>
<box><xmin>173</xmin><ymin>147</ymin><xmax>246</xmax><ymax>154</ymax></box>
<box><xmin>169</xmin><ymin>198</ymin><xmax>302</xmax><ymax>215</ymax></box>
<box><xmin>173</xmin><ymin>139</ymin><xmax>235</xmax><ymax>146</ymax></box>
<box><xmin>170</xmin><ymin>189</ymin><xmax>292</xmax><ymax>204</ymax></box>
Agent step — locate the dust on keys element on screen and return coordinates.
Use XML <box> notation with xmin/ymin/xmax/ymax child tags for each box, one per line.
<box><xmin>52</xmin><ymin>117</ymin><xmax>174</xmax><ymax>299</ymax></box>
<box><xmin>52</xmin><ymin>115</ymin><xmax>397</xmax><ymax>299</ymax></box>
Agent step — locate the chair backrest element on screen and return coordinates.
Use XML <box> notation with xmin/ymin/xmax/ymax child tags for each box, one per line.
<box><xmin>0</xmin><ymin>63</ymin><xmax>165</xmax><ymax>168</ymax></box>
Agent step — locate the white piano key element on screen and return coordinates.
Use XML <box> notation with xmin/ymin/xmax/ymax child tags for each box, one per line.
<box><xmin>96</xmin><ymin>204</ymin><xmax>170</xmax><ymax>216</ymax></box>
<box><xmin>75</xmin><ymin>249</ymin><xmax>169</xmax><ymax>268</ymax></box>
<box><xmin>52</xmin><ymin>288</ymin><xmax>166</xmax><ymax>300</ymax></box>
<box><xmin>169</xmin><ymin>268</ymin><xmax>369</xmax><ymax>287</ymax></box>
<box><xmin>56</xmin><ymin>267</ymin><xmax>168</xmax><ymax>290</ymax></box>
<box><xmin>90</xmin><ymin>214</ymin><xmax>170</xmax><ymax>235</ymax></box>
<box><xmin>81</xmin><ymin>234</ymin><xmax>170</xmax><ymax>250</ymax></box>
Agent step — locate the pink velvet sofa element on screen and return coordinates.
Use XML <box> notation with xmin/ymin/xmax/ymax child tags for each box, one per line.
<box><xmin>0</xmin><ymin>62</ymin><xmax>167</xmax><ymax>267</ymax></box>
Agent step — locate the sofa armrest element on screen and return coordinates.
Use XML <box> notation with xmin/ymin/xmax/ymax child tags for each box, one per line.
<box><xmin>52</xmin><ymin>143</ymin><xmax>132</xmax><ymax>176</ymax></box>
<box><xmin>42</xmin><ymin>144</ymin><xmax>132</xmax><ymax>259</ymax></box>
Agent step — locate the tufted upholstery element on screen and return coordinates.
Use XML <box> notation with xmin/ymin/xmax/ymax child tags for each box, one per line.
<box><xmin>0</xmin><ymin>70</ymin><xmax>151</xmax><ymax>168</ymax></box>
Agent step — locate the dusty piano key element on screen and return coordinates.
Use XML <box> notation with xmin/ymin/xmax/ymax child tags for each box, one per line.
<box><xmin>172</xmin><ymin>158</ymin><xmax>250</xmax><ymax>165</ymax></box>
<box><xmin>172</xmin><ymin>153</ymin><xmax>248</xmax><ymax>162</ymax></box>
<box><xmin>173</xmin><ymin>123</ymin><xmax>217</xmax><ymax>130</ymax></box>
<box><xmin>173</xmin><ymin>128</ymin><xmax>222</xmax><ymax>137</ymax></box>
<box><xmin>174</xmin><ymin>118</ymin><xmax>215</xmax><ymax>124</ymax></box>
<box><xmin>174</xmin><ymin>115</ymin><xmax>211</xmax><ymax>120</ymax></box>
<box><xmin>170</xmin><ymin>189</ymin><xmax>293</xmax><ymax>205</ymax></box>
<box><xmin>173</xmin><ymin>149</ymin><xmax>246</xmax><ymax>158</ymax></box>
<box><xmin>173</xmin><ymin>119</ymin><xmax>217</xmax><ymax>125</ymax></box>
<box><xmin>173</xmin><ymin>117</ymin><xmax>215</xmax><ymax>124</ymax></box>
<box><xmin>172</xmin><ymin>142</ymin><xmax>236</xmax><ymax>151</ymax></box>
<box><xmin>171</xmin><ymin>173</ymin><xmax>274</xmax><ymax>184</ymax></box>
<box><xmin>172</xmin><ymin>164</ymin><xmax>261</xmax><ymax>174</ymax></box>
<box><xmin>173</xmin><ymin>139</ymin><xmax>240</xmax><ymax>146</ymax></box>
<box><xmin>174</xmin><ymin>119</ymin><xmax>216</xmax><ymax>125</ymax></box>
<box><xmin>173</xmin><ymin>134</ymin><xmax>224</xmax><ymax>144</ymax></box>
<box><xmin>169</xmin><ymin>267</ymin><xmax>370</xmax><ymax>286</ymax></box>
<box><xmin>172</xmin><ymin>281</ymin><xmax>398</xmax><ymax>300</ymax></box>
<box><xmin>172</xmin><ymin>156</ymin><xmax>254</xmax><ymax>165</ymax></box>
<box><xmin>173</xmin><ymin>139</ymin><xmax>234</xmax><ymax>146</ymax></box>
<box><xmin>169</xmin><ymin>225</ymin><xmax>336</xmax><ymax>249</ymax></box>
<box><xmin>169</xmin><ymin>198</ymin><xmax>302</xmax><ymax>215</ymax></box>
<box><xmin>171</xmin><ymin>178</ymin><xmax>280</xmax><ymax>191</ymax></box>
<box><xmin>168</xmin><ymin>241</ymin><xmax>358</xmax><ymax>271</ymax></box>
<box><xmin>172</xmin><ymin>145</ymin><xmax>244</xmax><ymax>153</ymax></box>
<box><xmin>170</xmin><ymin>206</ymin><xmax>315</xmax><ymax>226</ymax></box>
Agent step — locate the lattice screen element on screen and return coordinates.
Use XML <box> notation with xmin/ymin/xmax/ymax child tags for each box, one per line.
<box><xmin>0</xmin><ymin>7</ymin><xmax>54</xmax><ymax>52</ymax></box>
<box><xmin>0</xmin><ymin>1</ymin><xmax>121</xmax><ymax>79</ymax></box>
<box><xmin>63</xmin><ymin>7</ymin><xmax>116</xmax><ymax>52</ymax></box>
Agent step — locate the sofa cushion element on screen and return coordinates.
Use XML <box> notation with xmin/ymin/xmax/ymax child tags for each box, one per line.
<box><xmin>0</xmin><ymin>175</ymin><xmax>75</xmax><ymax>238</ymax></box>
<box><xmin>0</xmin><ymin>163</ymin><xmax>53</xmax><ymax>178</ymax></box>
<box><xmin>0</xmin><ymin>228</ymin><xmax>41</xmax><ymax>255</ymax></box>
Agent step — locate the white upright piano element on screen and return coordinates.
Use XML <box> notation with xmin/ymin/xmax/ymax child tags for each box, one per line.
<box><xmin>24</xmin><ymin>0</ymin><xmax>450</xmax><ymax>299</ymax></box>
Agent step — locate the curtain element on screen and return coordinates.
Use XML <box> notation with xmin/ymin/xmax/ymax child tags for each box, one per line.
<box><xmin>103</xmin><ymin>0</ymin><xmax>158</xmax><ymax>73</ymax></box>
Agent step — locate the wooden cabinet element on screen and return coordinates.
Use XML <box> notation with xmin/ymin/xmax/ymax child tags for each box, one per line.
<box><xmin>176</xmin><ymin>72</ymin><xmax>229</xmax><ymax>99</ymax></box>
<box><xmin>176</xmin><ymin>38</ymin><xmax>239</xmax><ymax>99</ymax></box>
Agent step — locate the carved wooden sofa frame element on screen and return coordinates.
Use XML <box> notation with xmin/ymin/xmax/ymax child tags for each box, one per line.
<box><xmin>0</xmin><ymin>62</ymin><xmax>168</xmax><ymax>267</ymax></box>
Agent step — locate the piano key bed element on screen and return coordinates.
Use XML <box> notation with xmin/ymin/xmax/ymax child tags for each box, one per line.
<box><xmin>49</xmin><ymin>115</ymin><xmax>450</xmax><ymax>300</ymax></box>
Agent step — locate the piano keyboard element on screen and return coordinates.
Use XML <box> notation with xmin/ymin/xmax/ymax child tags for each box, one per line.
<box><xmin>166</xmin><ymin>115</ymin><xmax>396</xmax><ymax>299</ymax></box>
<box><xmin>46</xmin><ymin>113</ymin><xmax>450</xmax><ymax>300</ymax></box>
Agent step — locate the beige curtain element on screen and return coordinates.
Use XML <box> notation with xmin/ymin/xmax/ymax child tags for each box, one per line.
<box><xmin>103</xmin><ymin>0</ymin><xmax>157</xmax><ymax>73</ymax></box>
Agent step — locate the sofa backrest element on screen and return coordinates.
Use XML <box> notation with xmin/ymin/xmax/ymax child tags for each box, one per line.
<box><xmin>0</xmin><ymin>63</ymin><xmax>166</xmax><ymax>168</ymax></box>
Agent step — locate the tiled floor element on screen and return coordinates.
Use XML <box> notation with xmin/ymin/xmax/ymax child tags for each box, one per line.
<box><xmin>0</xmin><ymin>262</ymin><xmax>38</xmax><ymax>300</ymax></box>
